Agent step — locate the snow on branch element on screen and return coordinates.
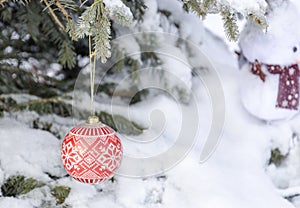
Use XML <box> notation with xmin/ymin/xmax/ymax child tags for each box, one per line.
<box><xmin>183</xmin><ymin>0</ymin><xmax>268</xmax><ymax>41</ymax></box>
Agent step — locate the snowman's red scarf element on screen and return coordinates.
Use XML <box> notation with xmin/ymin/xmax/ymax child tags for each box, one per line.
<box><xmin>250</xmin><ymin>60</ymin><xmax>300</xmax><ymax>110</ymax></box>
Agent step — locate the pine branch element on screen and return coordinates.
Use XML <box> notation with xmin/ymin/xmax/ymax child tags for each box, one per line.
<box><xmin>121</xmin><ymin>0</ymin><xmax>147</xmax><ymax>21</ymax></box>
<box><xmin>42</xmin><ymin>0</ymin><xmax>66</xmax><ymax>31</ymax></box>
<box><xmin>54</xmin><ymin>0</ymin><xmax>72</xmax><ymax>20</ymax></box>
<box><xmin>54</xmin><ymin>0</ymin><xmax>78</xmax><ymax>40</ymax></box>
<box><xmin>181</xmin><ymin>0</ymin><xmax>267</xmax><ymax>42</ymax></box>
<box><xmin>76</xmin><ymin>0</ymin><xmax>111</xmax><ymax>63</ymax></box>
<box><xmin>75</xmin><ymin>4</ymin><xmax>97</xmax><ymax>39</ymax></box>
<box><xmin>39</xmin><ymin>3</ymin><xmax>77</xmax><ymax>68</ymax></box>
<box><xmin>66</xmin><ymin>19</ymin><xmax>77</xmax><ymax>40</ymax></box>
<box><xmin>58</xmin><ymin>39</ymin><xmax>76</xmax><ymax>69</ymax></box>
<box><xmin>220</xmin><ymin>5</ymin><xmax>239</xmax><ymax>41</ymax></box>
<box><xmin>185</xmin><ymin>0</ymin><xmax>206</xmax><ymax>18</ymax></box>
<box><xmin>55</xmin><ymin>0</ymin><xmax>78</xmax><ymax>11</ymax></box>
<box><xmin>93</xmin><ymin>2</ymin><xmax>111</xmax><ymax>63</ymax></box>
<box><xmin>109</xmin><ymin>5</ymin><xmax>133</xmax><ymax>26</ymax></box>
<box><xmin>1</xmin><ymin>176</ymin><xmax>44</xmax><ymax>197</ymax></box>
<box><xmin>247</xmin><ymin>12</ymin><xmax>268</xmax><ymax>28</ymax></box>
<box><xmin>26</xmin><ymin>1</ymin><xmax>44</xmax><ymax>42</ymax></box>
<box><xmin>18</xmin><ymin>96</ymin><xmax>65</xmax><ymax>106</ymax></box>
<box><xmin>0</xmin><ymin>93</ymin><xmax>73</xmax><ymax>117</ymax></box>
<box><xmin>42</xmin><ymin>0</ymin><xmax>78</xmax><ymax>33</ymax></box>
<box><xmin>202</xmin><ymin>0</ymin><xmax>217</xmax><ymax>13</ymax></box>
<box><xmin>51</xmin><ymin>186</ymin><xmax>71</xmax><ymax>205</ymax></box>
<box><xmin>2</xmin><ymin>0</ymin><xmax>132</xmax><ymax>65</ymax></box>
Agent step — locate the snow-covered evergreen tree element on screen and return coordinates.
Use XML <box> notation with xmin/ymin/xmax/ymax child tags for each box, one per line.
<box><xmin>0</xmin><ymin>0</ymin><xmax>268</xmax><ymax>103</ymax></box>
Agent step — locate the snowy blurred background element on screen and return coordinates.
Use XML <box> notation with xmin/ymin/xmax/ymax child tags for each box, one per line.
<box><xmin>1</xmin><ymin>0</ymin><xmax>300</xmax><ymax>207</ymax></box>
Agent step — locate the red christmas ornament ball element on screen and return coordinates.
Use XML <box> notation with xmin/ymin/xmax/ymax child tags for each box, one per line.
<box><xmin>61</xmin><ymin>116</ymin><xmax>123</xmax><ymax>183</ymax></box>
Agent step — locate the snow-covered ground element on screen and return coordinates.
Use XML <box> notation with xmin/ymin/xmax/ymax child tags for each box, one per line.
<box><xmin>0</xmin><ymin>30</ymin><xmax>299</xmax><ymax>207</ymax></box>
<box><xmin>1</xmin><ymin>1</ymin><xmax>300</xmax><ymax>208</ymax></box>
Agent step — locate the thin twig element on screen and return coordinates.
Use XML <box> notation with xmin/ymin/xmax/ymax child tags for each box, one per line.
<box><xmin>55</xmin><ymin>0</ymin><xmax>71</xmax><ymax>20</ymax></box>
<box><xmin>0</xmin><ymin>93</ymin><xmax>70</xmax><ymax>112</ymax></box>
<box><xmin>42</xmin><ymin>0</ymin><xmax>65</xmax><ymax>31</ymax></box>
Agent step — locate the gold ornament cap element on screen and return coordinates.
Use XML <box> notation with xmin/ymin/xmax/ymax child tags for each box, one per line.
<box><xmin>87</xmin><ymin>115</ymin><xmax>100</xmax><ymax>124</ymax></box>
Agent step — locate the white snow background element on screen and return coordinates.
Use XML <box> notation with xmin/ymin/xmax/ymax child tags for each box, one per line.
<box><xmin>1</xmin><ymin>0</ymin><xmax>300</xmax><ymax>207</ymax></box>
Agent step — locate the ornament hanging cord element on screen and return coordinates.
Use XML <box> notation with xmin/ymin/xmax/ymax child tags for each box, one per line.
<box><xmin>89</xmin><ymin>35</ymin><xmax>96</xmax><ymax>117</ymax></box>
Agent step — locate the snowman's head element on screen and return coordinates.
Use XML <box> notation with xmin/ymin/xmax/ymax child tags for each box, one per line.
<box><xmin>239</xmin><ymin>0</ymin><xmax>300</xmax><ymax>65</ymax></box>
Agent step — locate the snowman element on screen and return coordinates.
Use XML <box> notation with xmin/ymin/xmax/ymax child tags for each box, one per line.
<box><xmin>238</xmin><ymin>0</ymin><xmax>300</xmax><ymax>121</ymax></box>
